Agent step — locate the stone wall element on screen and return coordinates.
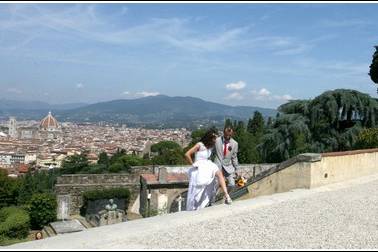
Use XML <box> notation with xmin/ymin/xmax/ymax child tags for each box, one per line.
<box><xmin>55</xmin><ymin>164</ymin><xmax>277</xmax><ymax>217</ymax></box>
<box><xmin>156</xmin><ymin>164</ymin><xmax>278</xmax><ymax>180</ymax></box>
<box><xmin>55</xmin><ymin>166</ymin><xmax>153</xmax><ymax>216</ymax></box>
<box><xmin>240</xmin><ymin>149</ymin><xmax>378</xmax><ymax>201</ymax></box>
<box><xmin>140</xmin><ymin>164</ymin><xmax>278</xmax><ymax>216</ymax></box>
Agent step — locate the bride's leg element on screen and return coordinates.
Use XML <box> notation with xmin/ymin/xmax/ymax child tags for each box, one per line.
<box><xmin>215</xmin><ymin>170</ymin><xmax>231</xmax><ymax>200</ymax></box>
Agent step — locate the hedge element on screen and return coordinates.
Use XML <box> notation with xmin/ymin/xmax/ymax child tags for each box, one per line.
<box><xmin>0</xmin><ymin>207</ymin><xmax>30</xmax><ymax>240</ymax></box>
<box><xmin>82</xmin><ymin>188</ymin><xmax>131</xmax><ymax>202</ymax></box>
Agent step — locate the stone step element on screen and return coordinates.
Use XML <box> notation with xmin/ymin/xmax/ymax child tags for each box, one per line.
<box><xmin>43</xmin><ymin>225</ymin><xmax>57</xmax><ymax>237</ymax></box>
<box><xmin>127</xmin><ymin>212</ymin><xmax>143</xmax><ymax>221</ymax></box>
<box><xmin>76</xmin><ymin>217</ymin><xmax>93</xmax><ymax>229</ymax></box>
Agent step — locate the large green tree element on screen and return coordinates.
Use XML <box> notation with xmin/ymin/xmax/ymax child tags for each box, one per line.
<box><xmin>17</xmin><ymin>169</ymin><xmax>59</xmax><ymax>205</ymax></box>
<box><xmin>0</xmin><ymin>170</ymin><xmax>20</xmax><ymax>208</ymax></box>
<box><xmin>98</xmin><ymin>152</ymin><xmax>110</xmax><ymax>167</ymax></box>
<box><xmin>247</xmin><ymin>111</ymin><xmax>265</xmax><ymax>138</ymax></box>
<box><xmin>370</xmin><ymin>46</ymin><xmax>378</xmax><ymax>85</ymax></box>
<box><xmin>258</xmin><ymin>114</ymin><xmax>312</xmax><ymax>163</ymax></box>
<box><xmin>61</xmin><ymin>153</ymin><xmax>90</xmax><ymax>174</ymax></box>
<box><xmin>259</xmin><ymin>89</ymin><xmax>378</xmax><ymax>162</ymax></box>
<box><xmin>307</xmin><ymin>89</ymin><xmax>377</xmax><ymax>151</ymax></box>
<box><xmin>151</xmin><ymin>141</ymin><xmax>186</xmax><ymax>165</ymax></box>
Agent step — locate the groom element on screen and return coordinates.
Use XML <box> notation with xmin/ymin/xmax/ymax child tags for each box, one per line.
<box><xmin>213</xmin><ymin>126</ymin><xmax>239</xmax><ymax>192</ymax></box>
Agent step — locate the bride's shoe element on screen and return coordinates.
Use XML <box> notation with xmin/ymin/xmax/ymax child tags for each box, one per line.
<box><xmin>225</xmin><ymin>195</ymin><xmax>232</xmax><ymax>205</ymax></box>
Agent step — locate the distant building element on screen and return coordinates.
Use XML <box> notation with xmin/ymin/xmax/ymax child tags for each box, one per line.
<box><xmin>39</xmin><ymin>112</ymin><xmax>62</xmax><ymax>140</ymax></box>
<box><xmin>0</xmin><ymin>132</ymin><xmax>7</xmax><ymax>138</ymax></box>
<box><xmin>7</xmin><ymin>112</ymin><xmax>63</xmax><ymax>141</ymax></box>
<box><xmin>8</xmin><ymin>117</ymin><xmax>17</xmax><ymax>139</ymax></box>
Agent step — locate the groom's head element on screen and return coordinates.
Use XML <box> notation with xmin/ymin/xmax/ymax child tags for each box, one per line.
<box><xmin>223</xmin><ymin>127</ymin><xmax>234</xmax><ymax>141</ymax></box>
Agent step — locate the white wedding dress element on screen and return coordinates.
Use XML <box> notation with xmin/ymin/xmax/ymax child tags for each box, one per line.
<box><xmin>186</xmin><ymin>142</ymin><xmax>219</xmax><ymax>211</ymax></box>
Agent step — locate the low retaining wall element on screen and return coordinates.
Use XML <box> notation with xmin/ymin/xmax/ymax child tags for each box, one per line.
<box><xmin>55</xmin><ymin>166</ymin><xmax>153</xmax><ymax>216</ymax></box>
<box><xmin>156</xmin><ymin>164</ymin><xmax>278</xmax><ymax>180</ymax></box>
<box><xmin>55</xmin><ymin>164</ymin><xmax>276</xmax><ymax>216</ymax></box>
<box><xmin>240</xmin><ymin>148</ymin><xmax>378</xmax><ymax>200</ymax></box>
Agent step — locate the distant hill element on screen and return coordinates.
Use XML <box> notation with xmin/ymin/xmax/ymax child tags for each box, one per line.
<box><xmin>0</xmin><ymin>99</ymin><xmax>87</xmax><ymax>121</ymax></box>
<box><xmin>0</xmin><ymin>96</ymin><xmax>277</xmax><ymax>128</ymax></box>
<box><xmin>0</xmin><ymin>99</ymin><xmax>87</xmax><ymax>111</ymax></box>
<box><xmin>55</xmin><ymin>95</ymin><xmax>277</xmax><ymax>129</ymax></box>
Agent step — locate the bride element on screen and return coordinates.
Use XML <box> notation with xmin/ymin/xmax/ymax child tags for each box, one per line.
<box><xmin>185</xmin><ymin>128</ymin><xmax>232</xmax><ymax>211</ymax></box>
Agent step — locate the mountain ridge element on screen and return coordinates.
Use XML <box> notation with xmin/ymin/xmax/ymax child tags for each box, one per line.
<box><xmin>0</xmin><ymin>95</ymin><xmax>277</xmax><ymax>129</ymax></box>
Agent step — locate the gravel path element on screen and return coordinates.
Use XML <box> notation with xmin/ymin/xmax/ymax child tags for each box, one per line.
<box><xmin>7</xmin><ymin>175</ymin><xmax>378</xmax><ymax>250</ymax></box>
<box><xmin>120</xmin><ymin>177</ymin><xmax>378</xmax><ymax>250</ymax></box>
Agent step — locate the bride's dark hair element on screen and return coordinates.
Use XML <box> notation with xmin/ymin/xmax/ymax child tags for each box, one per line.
<box><xmin>200</xmin><ymin>127</ymin><xmax>218</xmax><ymax>149</ymax></box>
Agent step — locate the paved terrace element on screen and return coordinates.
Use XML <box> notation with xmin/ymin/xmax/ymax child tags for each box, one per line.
<box><xmin>7</xmin><ymin>173</ymin><xmax>378</xmax><ymax>250</ymax></box>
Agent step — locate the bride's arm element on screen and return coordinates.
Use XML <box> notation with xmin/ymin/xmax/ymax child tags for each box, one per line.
<box><xmin>184</xmin><ymin>143</ymin><xmax>200</xmax><ymax>165</ymax></box>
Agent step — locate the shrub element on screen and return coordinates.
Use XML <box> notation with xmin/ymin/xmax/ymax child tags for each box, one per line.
<box><xmin>28</xmin><ymin>193</ymin><xmax>57</xmax><ymax>230</ymax></box>
<box><xmin>108</xmin><ymin>162</ymin><xmax>124</xmax><ymax>173</ymax></box>
<box><xmin>16</xmin><ymin>170</ymin><xmax>59</xmax><ymax>206</ymax></box>
<box><xmin>354</xmin><ymin>128</ymin><xmax>378</xmax><ymax>149</ymax></box>
<box><xmin>82</xmin><ymin>188</ymin><xmax>130</xmax><ymax>202</ymax></box>
<box><xmin>0</xmin><ymin>207</ymin><xmax>30</xmax><ymax>240</ymax></box>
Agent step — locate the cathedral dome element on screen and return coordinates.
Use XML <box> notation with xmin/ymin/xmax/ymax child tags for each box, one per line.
<box><xmin>40</xmin><ymin>112</ymin><xmax>59</xmax><ymax>130</ymax></box>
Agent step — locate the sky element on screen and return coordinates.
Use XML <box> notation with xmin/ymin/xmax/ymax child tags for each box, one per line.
<box><xmin>0</xmin><ymin>2</ymin><xmax>377</xmax><ymax>109</ymax></box>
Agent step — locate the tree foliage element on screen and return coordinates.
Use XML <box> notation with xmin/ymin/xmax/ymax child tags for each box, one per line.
<box><xmin>28</xmin><ymin>193</ymin><xmax>57</xmax><ymax>229</ymax></box>
<box><xmin>370</xmin><ymin>46</ymin><xmax>378</xmax><ymax>85</ymax></box>
<box><xmin>61</xmin><ymin>153</ymin><xmax>90</xmax><ymax>174</ymax></box>
<box><xmin>151</xmin><ymin>141</ymin><xmax>186</xmax><ymax>165</ymax></box>
<box><xmin>247</xmin><ymin>111</ymin><xmax>265</xmax><ymax>138</ymax></box>
<box><xmin>258</xmin><ymin>114</ymin><xmax>312</xmax><ymax>163</ymax></box>
<box><xmin>354</xmin><ymin>128</ymin><xmax>378</xmax><ymax>149</ymax></box>
<box><xmin>16</xmin><ymin>170</ymin><xmax>59</xmax><ymax>205</ymax></box>
<box><xmin>256</xmin><ymin>89</ymin><xmax>378</xmax><ymax>162</ymax></box>
<box><xmin>0</xmin><ymin>170</ymin><xmax>20</xmax><ymax>208</ymax></box>
<box><xmin>0</xmin><ymin>207</ymin><xmax>30</xmax><ymax>241</ymax></box>
<box><xmin>98</xmin><ymin>152</ymin><xmax>110</xmax><ymax>166</ymax></box>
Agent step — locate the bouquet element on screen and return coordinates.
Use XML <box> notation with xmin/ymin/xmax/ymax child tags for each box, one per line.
<box><xmin>235</xmin><ymin>175</ymin><xmax>247</xmax><ymax>188</ymax></box>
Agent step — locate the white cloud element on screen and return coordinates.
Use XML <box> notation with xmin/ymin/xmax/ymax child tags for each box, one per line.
<box><xmin>6</xmin><ymin>88</ymin><xmax>22</xmax><ymax>94</ymax></box>
<box><xmin>258</xmin><ymin>88</ymin><xmax>271</xmax><ymax>96</ymax></box>
<box><xmin>122</xmin><ymin>91</ymin><xmax>130</xmax><ymax>96</ymax></box>
<box><xmin>135</xmin><ymin>91</ymin><xmax>160</xmax><ymax>97</ymax></box>
<box><xmin>273</xmin><ymin>94</ymin><xmax>293</xmax><ymax>101</ymax></box>
<box><xmin>248</xmin><ymin>36</ymin><xmax>314</xmax><ymax>56</ymax></box>
<box><xmin>225</xmin><ymin>92</ymin><xmax>244</xmax><ymax>100</ymax></box>
<box><xmin>251</xmin><ymin>88</ymin><xmax>293</xmax><ymax>101</ymax></box>
<box><xmin>76</xmin><ymin>83</ymin><xmax>84</xmax><ymax>89</ymax></box>
<box><xmin>320</xmin><ymin>19</ymin><xmax>372</xmax><ymax>28</ymax></box>
<box><xmin>225</xmin><ymin>81</ymin><xmax>246</xmax><ymax>91</ymax></box>
<box><xmin>0</xmin><ymin>5</ymin><xmax>250</xmax><ymax>53</ymax></box>
<box><xmin>282</xmin><ymin>94</ymin><xmax>293</xmax><ymax>100</ymax></box>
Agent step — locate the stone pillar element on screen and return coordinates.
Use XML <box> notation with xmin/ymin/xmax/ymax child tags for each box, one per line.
<box><xmin>158</xmin><ymin>168</ymin><xmax>167</xmax><ymax>183</ymax></box>
<box><xmin>177</xmin><ymin>195</ymin><xmax>183</xmax><ymax>212</ymax></box>
<box><xmin>57</xmin><ymin>195</ymin><xmax>70</xmax><ymax>220</ymax></box>
<box><xmin>157</xmin><ymin>193</ymin><xmax>168</xmax><ymax>215</ymax></box>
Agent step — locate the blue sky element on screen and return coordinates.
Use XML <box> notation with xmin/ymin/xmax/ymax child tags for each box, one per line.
<box><xmin>0</xmin><ymin>3</ymin><xmax>377</xmax><ymax>109</ymax></box>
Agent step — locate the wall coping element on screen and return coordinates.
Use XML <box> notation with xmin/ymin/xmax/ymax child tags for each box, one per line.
<box><xmin>59</xmin><ymin>173</ymin><xmax>135</xmax><ymax>177</ymax></box>
<box><xmin>322</xmin><ymin>148</ymin><xmax>378</xmax><ymax>157</ymax></box>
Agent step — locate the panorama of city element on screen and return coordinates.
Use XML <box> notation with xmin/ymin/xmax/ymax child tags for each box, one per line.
<box><xmin>1</xmin><ymin>1</ymin><xmax>378</xmax><ymax>250</ymax></box>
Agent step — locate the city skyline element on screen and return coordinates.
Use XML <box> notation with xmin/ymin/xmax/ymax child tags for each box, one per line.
<box><xmin>0</xmin><ymin>2</ymin><xmax>377</xmax><ymax>109</ymax></box>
